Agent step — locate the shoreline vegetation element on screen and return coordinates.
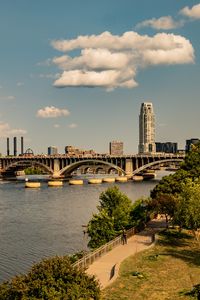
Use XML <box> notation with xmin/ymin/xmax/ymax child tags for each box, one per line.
<box><xmin>1</xmin><ymin>143</ymin><xmax>200</xmax><ymax>299</ymax></box>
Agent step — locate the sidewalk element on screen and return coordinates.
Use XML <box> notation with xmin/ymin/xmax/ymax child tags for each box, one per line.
<box><xmin>86</xmin><ymin>218</ymin><xmax>166</xmax><ymax>289</ymax></box>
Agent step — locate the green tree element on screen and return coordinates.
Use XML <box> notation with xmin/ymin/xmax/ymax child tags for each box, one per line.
<box><xmin>24</xmin><ymin>167</ymin><xmax>44</xmax><ymax>175</ymax></box>
<box><xmin>174</xmin><ymin>179</ymin><xmax>200</xmax><ymax>232</ymax></box>
<box><xmin>87</xmin><ymin>186</ymin><xmax>133</xmax><ymax>249</ymax></box>
<box><xmin>130</xmin><ymin>198</ymin><xmax>150</xmax><ymax>227</ymax></box>
<box><xmin>181</xmin><ymin>142</ymin><xmax>200</xmax><ymax>179</ymax></box>
<box><xmin>87</xmin><ymin>210</ymin><xmax>116</xmax><ymax>249</ymax></box>
<box><xmin>148</xmin><ymin>194</ymin><xmax>178</xmax><ymax>227</ymax></box>
<box><xmin>150</xmin><ymin>169</ymin><xmax>188</xmax><ymax>199</ymax></box>
<box><xmin>0</xmin><ymin>256</ymin><xmax>100</xmax><ymax>300</ymax></box>
<box><xmin>98</xmin><ymin>186</ymin><xmax>132</xmax><ymax>231</ymax></box>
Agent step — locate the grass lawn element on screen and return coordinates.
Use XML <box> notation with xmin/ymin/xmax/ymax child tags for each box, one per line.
<box><xmin>101</xmin><ymin>230</ymin><xmax>200</xmax><ymax>300</ymax></box>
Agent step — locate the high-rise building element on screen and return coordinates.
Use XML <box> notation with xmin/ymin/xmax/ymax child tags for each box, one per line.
<box><xmin>48</xmin><ymin>146</ymin><xmax>58</xmax><ymax>155</ymax></box>
<box><xmin>156</xmin><ymin>142</ymin><xmax>178</xmax><ymax>153</ymax></box>
<box><xmin>109</xmin><ymin>141</ymin><xmax>123</xmax><ymax>156</ymax></box>
<box><xmin>138</xmin><ymin>102</ymin><xmax>156</xmax><ymax>154</ymax></box>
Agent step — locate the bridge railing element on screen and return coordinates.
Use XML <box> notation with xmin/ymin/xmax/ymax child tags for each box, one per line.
<box><xmin>72</xmin><ymin>226</ymin><xmax>136</xmax><ymax>270</ymax></box>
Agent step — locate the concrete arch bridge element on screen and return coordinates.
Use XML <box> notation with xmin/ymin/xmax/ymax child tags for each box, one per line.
<box><xmin>0</xmin><ymin>154</ymin><xmax>185</xmax><ymax>178</ymax></box>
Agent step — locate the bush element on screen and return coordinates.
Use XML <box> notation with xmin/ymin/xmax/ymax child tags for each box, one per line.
<box><xmin>0</xmin><ymin>256</ymin><xmax>100</xmax><ymax>300</ymax></box>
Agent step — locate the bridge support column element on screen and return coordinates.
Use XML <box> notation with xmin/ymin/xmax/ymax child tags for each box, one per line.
<box><xmin>52</xmin><ymin>159</ymin><xmax>61</xmax><ymax>178</ymax></box>
<box><xmin>125</xmin><ymin>159</ymin><xmax>133</xmax><ymax>177</ymax></box>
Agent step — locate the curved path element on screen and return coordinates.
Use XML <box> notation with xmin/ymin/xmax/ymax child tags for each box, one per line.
<box><xmin>86</xmin><ymin>218</ymin><xmax>166</xmax><ymax>289</ymax></box>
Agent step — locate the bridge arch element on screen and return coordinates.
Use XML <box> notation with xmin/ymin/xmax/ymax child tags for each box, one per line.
<box><xmin>132</xmin><ymin>159</ymin><xmax>183</xmax><ymax>175</ymax></box>
<box><xmin>3</xmin><ymin>160</ymin><xmax>54</xmax><ymax>175</ymax></box>
<box><xmin>59</xmin><ymin>159</ymin><xmax>126</xmax><ymax>176</ymax></box>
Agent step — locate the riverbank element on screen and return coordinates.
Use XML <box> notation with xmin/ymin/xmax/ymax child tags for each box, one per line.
<box><xmin>102</xmin><ymin>229</ymin><xmax>200</xmax><ymax>300</ymax></box>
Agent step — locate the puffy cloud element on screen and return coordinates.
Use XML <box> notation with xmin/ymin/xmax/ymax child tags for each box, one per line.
<box><xmin>52</xmin><ymin>49</ymin><xmax>130</xmax><ymax>70</ymax></box>
<box><xmin>68</xmin><ymin>123</ymin><xmax>78</xmax><ymax>128</ymax></box>
<box><xmin>37</xmin><ymin>106</ymin><xmax>70</xmax><ymax>118</ymax></box>
<box><xmin>142</xmin><ymin>34</ymin><xmax>194</xmax><ymax>65</ymax></box>
<box><xmin>136</xmin><ymin>16</ymin><xmax>184</xmax><ymax>30</ymax></box>
<box><xmin>180</xmin><ymin>3</ymin><xmax>200</xmax><ymax>19</ymax></box>
<box><xmin>51</xmin><ymin>31</ymin><xmax>194</xmax><ymax>89</ymax></box>
<box><xmin>54</xmin><ymin>69</ymin><xmax>137</xmax><ymax>89</ymax></box>
<box><xmin>52</xmin><ymin>31</ymin><xmax>184</xmax><ymax>52</ymax></box>
<box><xmin>0</xmin><ymin>122</ymin><xmax>27</xmax><ymax>137</ymax></box>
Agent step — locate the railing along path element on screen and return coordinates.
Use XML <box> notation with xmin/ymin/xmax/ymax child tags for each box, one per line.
<box><xmin>72</xmin><ymin>227</ymin><xmax>136</xmax><ymax>270</ymax></box>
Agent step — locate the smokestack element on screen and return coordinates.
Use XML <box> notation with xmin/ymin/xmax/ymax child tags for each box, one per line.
<box><xmin>7</xmin><ymin>137</ymin><xmax>10</xmax><ymax>156</ymax></box>
<box><xmin>13</xmin><ymin>137</ymin><xmax>17</xmax><ymax>156</ymax></box>
<box><xmin>21</xmin><ymin>136</ymin><xmax>24</xmax><ymax>155</ymax></box>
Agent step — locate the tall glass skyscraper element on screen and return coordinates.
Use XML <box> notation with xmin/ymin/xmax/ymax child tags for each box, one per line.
<box><xmin>138</xmin><ymin>102</ymin><xmax>156</xmax><ymax>154</ymax></box>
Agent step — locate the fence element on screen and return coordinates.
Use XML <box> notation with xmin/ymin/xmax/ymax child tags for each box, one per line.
<box><xmin>72</xmin><ymin>226</ymin><xmax>136</xmax><ymax>270</ymax></box>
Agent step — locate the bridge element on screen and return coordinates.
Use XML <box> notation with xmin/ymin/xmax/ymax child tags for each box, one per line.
<box><xmin>0</xmin><ymin>154</ymin><xmax>185</xmax><ymax>178</ymax></box>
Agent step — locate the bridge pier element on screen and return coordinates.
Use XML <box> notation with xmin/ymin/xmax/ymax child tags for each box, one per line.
<box><xmin>125</xmin><ymin>159</ymin><xmax>133</xmax><ymax>176</ymax></box>
<box><xmin>52</xmin><ymin>159</ymin><xmax>61</xmax><ymax>178</ymax></box>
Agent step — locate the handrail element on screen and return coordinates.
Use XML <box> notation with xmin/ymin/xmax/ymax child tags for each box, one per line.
<box><xmin>72</xmin><ymin>226</ymin><xmax>136</xmax><ymax>270</ymax></box>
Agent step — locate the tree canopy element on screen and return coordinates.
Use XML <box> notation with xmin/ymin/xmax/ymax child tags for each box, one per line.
<box><xmin>87</xmin><ymin>186</ymin><xmax>133</xmax><ymax>249</ymax></box>
<box><xmin>150</xmin><ymin>142</ymin><xmax>200</xmax><ymax>233</ymax></box>
<box><xmin>0</xmin><ymin>256</ymin><xmax>100</xmax><ymax>300</ymax></box>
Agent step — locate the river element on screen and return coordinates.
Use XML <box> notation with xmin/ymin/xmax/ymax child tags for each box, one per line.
<box><xmin>0</xmin><ymin>171</ymin><xmax>169</xmax><ymax>282</ymax></box>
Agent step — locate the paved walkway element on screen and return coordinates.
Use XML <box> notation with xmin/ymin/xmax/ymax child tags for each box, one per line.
<box><xmin>86</xmin><ymin>218</ymin><xmax>166</xmax><ymax>289</ymax></box>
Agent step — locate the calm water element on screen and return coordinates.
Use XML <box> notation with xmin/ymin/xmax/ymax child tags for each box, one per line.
<box><xmin>0</xmin><ymin>172</ymin><xmax>167</xmax><ymax>282</ymax></box>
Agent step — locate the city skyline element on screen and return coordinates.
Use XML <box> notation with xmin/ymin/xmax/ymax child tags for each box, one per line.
<box><xmin>0</xmin><ymin>1</ymin><xmax>200</xmax><ymax>155</ymax></box>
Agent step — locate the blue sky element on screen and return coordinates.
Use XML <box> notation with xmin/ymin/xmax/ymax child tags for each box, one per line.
<box><xmin>0</xmin><ymin>0</ymin><xmax>200</xmax><ymax>155</ymax></box>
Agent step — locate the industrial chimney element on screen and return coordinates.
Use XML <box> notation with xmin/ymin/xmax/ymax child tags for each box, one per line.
<box><xmin>21</xmin><ymin>136</ymin><xmax>24</xmax><ymax>155</ymax></box>
<box><xmin>7</xmin><ymin>137</ymin><xmax>10</xmax><ymax>156</ymax></box>
<box><xmin>13</xmin><ymin>137</ymin><xmax>17</xmax><ymax>156</ymax></box>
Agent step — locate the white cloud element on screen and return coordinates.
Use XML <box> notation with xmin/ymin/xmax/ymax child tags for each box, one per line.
<box><xmin>142</xmin><ymin>34</ymin><xmax>194</xmax><ymax>65</ymax></box>
<box><xmin>54</xmin><ymin>69</ymin><xmax>137</xmax><ymax>89</ymax></box>
<box><xmin>136</xmin><ymin>16</ymin><xmax>184</xmax><ymax>30</ymax></box>
<box><xmin>0</xmin><ymin>95</ymin><xmax>15</xmax><ymax>100</ymax></box>
<box><xmin>180</xmin><ymin>3</ymin><xmax>200</xmax><ymax>19</ymax></box>
<box><xmin>54</xmin><ymin>124</ymin><xmax>60</xmax><ymax>128</ymax></box>
<box><xmin>51</xmin><ymin>31</ymin><xmax>194</xmax><ymax>90</ymax></box>
<box><xmin>52</xmin><ymin>49</ymin><xmax>130</xmax><ymax>70</ymax></box>
<box><xmin>0</xmin><ymin>122</ymin><xmax>27</xmax><ymax>137</ymax></box>
<box><xmin>37</xmin><ymin>106</ymin><xmax>70</xmax><ymax>118</ymax></box>
<box><xmin>68</xmin><ymin>123</ymin><xmax>78</xmax><ymax>128</ymax></box>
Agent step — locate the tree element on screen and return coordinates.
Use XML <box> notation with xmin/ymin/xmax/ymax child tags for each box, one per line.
<box><xmin>174</xmin><ymin>179</ymin><xmax>200</xmax><ymax>233</ymax></box>
<box><xmin>150</xmin><ymin>169</ymin><xmax>188</xmax><ymax>199</ymax></box>
<box><xmin>181</xmin><ymin>142</ymin><xmax>200</xmax><ymax>179</ymax></box>
<box><xmin>130</xmin><ymin>198</ymin><xmax>150</xmax><ymax>227</ymax></box>
<box><xmin>87</xmin><ymin>209</ymin><xmax>116</xmax><ymax>249</ymax></box>
<box><xmin>0</xmin><ymin>256</ymin><xmax>100</xmax><ymax>300</ymax></box>
<box><xmin>148</xmin><ymin>194</ymin><xmax>178</xmax><ymax>227</ymax></box>
<box><xmin>98</xmin><ymin>186</ymin><xmax>132</xmax><ymax>232</ymax></box>
<box><xmin>87</xmin><ymin>186</ymin><xmax>133</xmax><ymax>249</ymax></box>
